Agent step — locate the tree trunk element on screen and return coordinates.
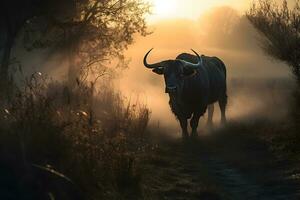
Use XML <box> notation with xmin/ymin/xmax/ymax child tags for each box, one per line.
<box><xmin>66</xmin><ymin>30</ymin><xmax>80</xmax><ymax>88</ymax></box>
<box><xmin>67</xmin><ymin>47</ymin><xmax>79</xmax><ymax>87</ymax></box>
<box><xmin>0</xmin><ymin>32</ymin><xmax>14</xmax><ymax>100</ymax></box>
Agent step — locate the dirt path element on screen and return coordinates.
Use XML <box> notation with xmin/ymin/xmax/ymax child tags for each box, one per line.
<box><xmin>143</xmin><ymin>128</ymin><xmax>300</xmax><ymax>200</ymax></box>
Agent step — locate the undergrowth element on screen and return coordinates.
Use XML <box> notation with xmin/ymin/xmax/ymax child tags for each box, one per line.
<box><xmin>0</xmin><ymin>73</ymin><xmax>152</xmax><ymax>200</ymax></box>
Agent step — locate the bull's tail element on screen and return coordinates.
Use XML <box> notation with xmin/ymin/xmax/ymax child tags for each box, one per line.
<box><xmin>219</xmin><ymin>59</ymin><xmax>227</xmax><ymax>80</ymax></box>
<box><xmin>216</xmin><ymin>58</ymin><xmax>228</xmax><ymax>123</ymax></box>
<box><xmin>222</xmin><ymin>61</ymin><xmax>228</xmax><ymax>100</ymax></box>
<box><xmin>215</xmin><ymin>57</ymin><xmax>228</xmax><ymax>103</ymax></box>
<box><xmin>221</xmin><ymin>60</ymin><xmax>228</xmax><ymax>107</ymax></box>
<box><xmin>215</xmin><ymin>57</ymin><xmax>227</xmax><ymax>85</ymax></box>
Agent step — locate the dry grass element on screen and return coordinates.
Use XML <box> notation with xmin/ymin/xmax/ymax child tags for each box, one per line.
<box><xmin>1</xmin><ymin>73</ymin><xmax>300</xmax><ymax>199</ymax></box>
<box><xmin>0</xmin><ymin>73</ymin><xmax>152</xmax><ymax>199</ymax></box>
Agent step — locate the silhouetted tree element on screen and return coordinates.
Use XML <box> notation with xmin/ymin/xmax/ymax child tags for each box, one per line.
<box><xmin>23</xmin><ymin>0</ymin><xmax>150</xmax><ymax>86</ymax></box>
<box><xmin>199</xmin><ymin>6</ymin><xmax>240</xmax><ymax>47</ymax></box>
<box><xmin>247</xmin><ymin>0</ymin><xmax>300</xmax><ymax>82</ymax></box>
<box><xmin>0</xmin><ymin>0</ymin><xmax>65</xmax><ymax>95</ymax></box>
<box><xmin>0</xmin><ymin>0</ymin><xmax>150</xmax><ymax>93</ymax></box>
<box><xmin>0</xmin><ymin>0</ymin><xmax>34</xmax><ymax>94</ymax></box>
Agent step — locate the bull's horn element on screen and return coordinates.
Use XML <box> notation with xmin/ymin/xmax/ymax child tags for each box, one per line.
<box><xmin>181</xmin><ymin>49</ymin><xmax>203</xmax><ymax>69</ymax></box>
<box><xmin>143</xmin><ymin>48</ymin><xmax>163</xmax><ymax>69</ymax></box>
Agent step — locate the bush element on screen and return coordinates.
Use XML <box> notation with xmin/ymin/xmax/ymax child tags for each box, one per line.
<box><xmin>0</xmin><ymin>72</ymin><xmax>151</xmax><ymax>199</ymax></box>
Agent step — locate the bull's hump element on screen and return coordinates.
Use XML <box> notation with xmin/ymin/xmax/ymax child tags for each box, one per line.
<box><xmin>176</xmin><ymin>53</ymin><xmax>199</xmax><ymax>64</ymax></box>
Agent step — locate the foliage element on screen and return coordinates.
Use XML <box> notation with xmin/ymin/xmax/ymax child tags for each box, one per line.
<box><xmin>23</xmin><ymin>0</ymin><xmax>151</xmax><ymax>84</ymax></box>
<box><xmin>0</xmin><ymin>73</ymin><xmax>151</xmax><ymax>199</ymax></box>
<box><xmin>0</xmin><ymin>0</ymin><xmax>151</xmax><ymax>94</ymax></box>
<box><xmin>247</xmin><ymin>0</ymin><xmax>300</xmax><ymax>82</ymax></box>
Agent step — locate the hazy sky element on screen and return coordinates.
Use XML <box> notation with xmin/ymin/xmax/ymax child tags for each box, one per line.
<box><xmin>147</xmin><ymin>0</ymin><xmax>249</xmax><ymax>22</ymax></box>
<box><xmin>147</xmin><ymin>0</ymin><xmax>295</xmax><ymax>22</ymax></box>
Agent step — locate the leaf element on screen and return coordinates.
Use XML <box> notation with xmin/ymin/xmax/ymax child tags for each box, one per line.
<box><xmin>80</xmin><ymin>111</ymin><xmax>88</xmax><ymax>117</ymax></box>
<box><xmin>48</xmin><ymin>192</ymin><xmax>55</xmax><ymax>200</ymax></box>
<box><xmin>32</xmin><ymin>164</ymin><xmax>73</xmax><ymax>184</ymax></box>
<box><xmin>4</xmin><ymin>109</ymin><xmax>10</xmax><ymax>115</ymax></box>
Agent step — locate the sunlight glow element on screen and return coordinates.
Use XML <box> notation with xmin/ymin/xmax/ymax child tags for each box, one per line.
<box><xmin>150</xmin><ymin>0</ymin><xmax>178</xmax><ymax>21</ymax></box>
<box><xmin>147</xmin><ymin>0</ymin><xmax>248</xmax><ymax>23</ymax></box>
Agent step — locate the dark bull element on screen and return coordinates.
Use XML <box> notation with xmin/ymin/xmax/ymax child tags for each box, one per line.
<box><xmin>143</xmin><ymin>49</ymin><xmax>227</xmax><ymax>138</ymax></box>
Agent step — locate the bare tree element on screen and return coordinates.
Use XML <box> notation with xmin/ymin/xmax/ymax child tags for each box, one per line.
<box><xmin>247</xmin><ymin>0</ymin><xmax>300</xmax><ymax>82</ymax></box>
<box><xmin>199</xmin><ymin>6</ymin><xmax>240</xmax><ymax>47</ymax></box>
<box><xmin>0</xmin><ymin>0</ymin><xmax>150</xmax><ymax>95</ymax></box>
<box><xmin>24</xmin><ymin>0</ymin><xmax>150</xmax><ymax>87</ymax></box>
<box><xmin>0</xmin><ymin>0</ymin><xmax>73</xmax><ymax>95</ymax></box>
<box><xmin>0</xmin><ymin>0</ymin><xmax>40</xmax><ymax>94</ymax></box>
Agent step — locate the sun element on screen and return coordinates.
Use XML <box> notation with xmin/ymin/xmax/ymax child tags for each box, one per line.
<box><xmin>146</xmin><ymin>0</ymin><xmax>248</xmax><ymax>23</ymax></box>
<box><xmin>149</xmin><ymin>0</ymin><xmax>178</xmax><ymax>21</ymax></box>
<box><xmin>153</xmin><ymin>0</ymin><xmax>177</xmax><ymax>16</ymax></box>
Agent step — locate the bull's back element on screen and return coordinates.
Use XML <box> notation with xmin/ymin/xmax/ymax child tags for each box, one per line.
<box><xmin>176</xmin><ymin>53</ymin><xmax>226</xmax><ymax>77</ymax></box>
<box><xmin>176</xmin><ymin>53</ymin><xmax>227</xmax><ymax>103</ymax></box>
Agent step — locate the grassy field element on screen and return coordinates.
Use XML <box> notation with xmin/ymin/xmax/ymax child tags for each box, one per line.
<box><xmin>1</xmin><ymin>74</ymin><xmax>300</xmax><ymax>199</ymax></box>
<box><xmin>141</xmin><ymin>120</ymin><xmax>300</xmax><ymax>200</ymax></box>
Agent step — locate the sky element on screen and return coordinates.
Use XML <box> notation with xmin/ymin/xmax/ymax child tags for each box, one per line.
<box><xmin>147</xmin><ymin>0</ymin><xmax>295</xmax><ymax>22</ymax></box>
<box><xmin>147</xmin><ymin>0</ymin><xmax>249</xmax><ymax>22</ymax></box>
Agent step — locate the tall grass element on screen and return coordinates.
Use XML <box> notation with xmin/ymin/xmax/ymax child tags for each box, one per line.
<box><xmin>0</xmin><ymin>72</ymin><xmax>151</xmax><ymax>199</ymax></box>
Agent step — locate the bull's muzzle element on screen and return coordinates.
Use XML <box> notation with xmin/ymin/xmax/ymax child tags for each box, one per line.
<box><xmin>165</xmin><ymin>86</ymin><xmax>177</xmax><ymax>93</ymax></box>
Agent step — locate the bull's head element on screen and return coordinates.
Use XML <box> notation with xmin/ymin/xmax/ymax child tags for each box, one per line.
<box><xmin>143</xmin><ymin>49</ymin><xmax>202</xmax><ymax>95</ymax></box>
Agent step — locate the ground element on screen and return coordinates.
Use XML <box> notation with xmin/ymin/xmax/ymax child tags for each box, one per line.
<box><xmin>142</xmin><ymin>123</ymin><xmax>300</xmax><ymax>200</ymax></box>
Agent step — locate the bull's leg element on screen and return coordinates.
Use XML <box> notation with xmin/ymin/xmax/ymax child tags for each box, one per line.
<box><xmin>179</xmin><ymin>117</ymin><xmax>188</xmax><ymax>138</ymax></box>
<box><xmin>190</xmin><ymin>112</ymin><xmax>201</xmax><ymax>137</ymax></box>
<box><xmin>218</xmin><ymin>95</ymin><xmax>227</xmax><ymax>124</ymax></box>
<box><xmin>207</xmin><ymin>104</ymin><xmax>214</xmax><ymax>128</ymax></box>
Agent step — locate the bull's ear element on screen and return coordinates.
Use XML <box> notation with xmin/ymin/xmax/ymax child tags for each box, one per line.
<box><xmin>183</xmin><ymin>67</ymin><xmax>196</xmax><ymax>77</ymax></box>
<box><xmin>152</xmin><ymin>67</ymin><xmax>164</xmax><ymax>75</ymax></box>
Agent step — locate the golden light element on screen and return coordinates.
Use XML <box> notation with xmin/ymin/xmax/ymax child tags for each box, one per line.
<box><xmin>150</xmin><ymin>0</ymin><xmax>178</xmax><ymax>21</ymax></box>
<box><xmin>147</xmin><ymin>0</ymin><xmax>248</xmax><ymax>23</ymax></box>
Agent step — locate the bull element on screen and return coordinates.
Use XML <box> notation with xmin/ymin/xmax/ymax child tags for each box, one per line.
<box><xmin>143</xmin><ymin>49</ymin><xmax>227</xmax><ymax>137</ymax></box>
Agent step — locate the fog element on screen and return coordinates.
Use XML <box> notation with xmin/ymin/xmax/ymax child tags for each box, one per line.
<box><xmin>10</xmin><ymin>6</ymin><xmax>296</xmax><ymax>137</ymax></box>
<box><xmin>117</xmin><ymin>7</ymin><xmax>295</xmax><ymax>136</ymax></box>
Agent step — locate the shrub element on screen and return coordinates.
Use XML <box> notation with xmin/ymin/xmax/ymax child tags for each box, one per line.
<box><xmin>0</xmin><ymin>73</ymin><xmax>151</xmax><ymax>199</ymax></box>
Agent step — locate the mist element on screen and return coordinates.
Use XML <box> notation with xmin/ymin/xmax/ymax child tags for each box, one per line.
<box><xmin>8</xmin><ymin>6</ymin><xmax>296</xmax><ymax>136</ymax></box>
<box><xmin>117</xmin><ymin>6</ymin><xmax>296</xmax><ymax>136</ymax></box>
